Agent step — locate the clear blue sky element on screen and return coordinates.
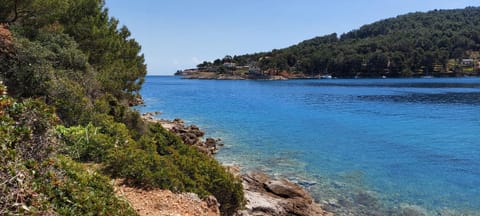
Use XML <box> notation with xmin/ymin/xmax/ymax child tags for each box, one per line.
<box><xmin>105</xmin><ymin>0</ymin><xmax>479</xmax><ymax>75</ymax></box>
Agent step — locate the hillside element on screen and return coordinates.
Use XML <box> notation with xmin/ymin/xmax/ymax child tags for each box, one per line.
<box><xmin>0</xmin><ymin>1</ymin><xmax>243</xmax><ymax>215</ymax></box>
<box><xmin>181</xmin><ymin>7</ymin><xmax>480</xmax><ymax>79</ymax></box>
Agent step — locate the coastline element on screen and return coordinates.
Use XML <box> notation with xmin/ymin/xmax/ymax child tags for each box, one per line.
<box><xmin>142</xmin><ymin>112</ymin><xmax>332</xmax><ymax>216</ymax></box>
<box><xmin>140</xmin><ymin>110</ymin><xmax>475</xmax><ymax>216</ymax></box>
<box><xmin>176</xmin><ymin>71</ymin><xmax>313</xmax><ymax>80</ymax></box>
<box><xmin>174</xmin><ymin>71</ymin><xmax>480</xmax><ymax>80</ymax></box>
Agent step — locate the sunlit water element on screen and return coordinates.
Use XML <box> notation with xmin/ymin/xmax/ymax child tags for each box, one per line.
<box><xmin>138</xmin><ymin>76</ymin><xmax>480</xmax><ymax>215</ymax></box>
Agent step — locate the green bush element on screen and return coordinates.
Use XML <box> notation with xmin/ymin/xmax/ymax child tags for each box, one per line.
<box><xmin>105</xmin><ymin>146</ymin><xmax>189</xmax><ymax>191</ymax></box>
<box><xmin>37</xmin><ymin>156</ymin><xmax>137</xmax><ymax>216</ymax></box>
<box><xmin>0</xmin><ymin>89</ymin><xmax>53</xmax><ymax>215</ymax></box>
<box><xmin>0</xmin><ymin>90</ymin><xmax>135</xmax><ymax>215</ymax></box>
<box><xmin>56</xmin><ymin>112</ymin><xmax>136</xmax><ymax>163</ymax></box>
<box><xmin>49</xmin><ymin>77</ymin><xmax>92</xmax><ymax>126</ymax></box>
<box><xmin>56</xmin><ymin>117</ymin><xmax>244</xmax><ymax>215</ymax></box>
<box><xmin>56</xmin><ymin>124</ymin><xmax>112</xmax><ymax>162</ymax></box>
<box><xmin>104</xmin><ymin>122</ymin><xmax>245</xmax><ymax>215</ymax></box>
<box><xmin>3</xmin><ymin>35</ymin><xmax>55</xmax><ymax>98</ymax></box>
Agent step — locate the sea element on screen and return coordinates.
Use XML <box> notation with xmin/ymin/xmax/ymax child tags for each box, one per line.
<box><xmin>138</xmin><ymin>76</ymin><xmax>480</xmax><ymax>215</ymax></box>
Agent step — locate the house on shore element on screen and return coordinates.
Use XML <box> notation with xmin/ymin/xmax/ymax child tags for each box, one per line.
<box><xmin>461</xmin><ymin>59</ymin><xmax>474</xmax><ymax>66</ymax></box>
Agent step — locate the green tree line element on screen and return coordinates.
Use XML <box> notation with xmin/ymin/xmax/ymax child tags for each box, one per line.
<box><xmin>200</xmin><ymin>7</ymin><xmax>480</xmax><ymax>78</ymax></box>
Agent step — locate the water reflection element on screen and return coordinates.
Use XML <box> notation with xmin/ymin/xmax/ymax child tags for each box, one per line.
<box><xmin>359</xmin><ymin>92</ymin><xmax>480</xmax><ymax>105</ymax></box>
<box><xmin>302</xmin><ymin>79</ymin><xmax>480</xmax><ymax>89</ymax></box>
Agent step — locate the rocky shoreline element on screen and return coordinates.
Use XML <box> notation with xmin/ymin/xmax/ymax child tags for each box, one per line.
<box><xmin>142</xmin><ymin>112</ymin><xmax>332</xmax><ymax>216</ymax></box>
<box><xmin>176</xmin><ymin>71</ymin><xmax>315</xmax><ymax>80</ymax></box>
<box><xmin>142</xmin><ymin>112</ymin><xmax>222</xmax><ymax>155</ymax></box>
<box><xmin>233</xmin><ymin>170</ymin><xmax>332</xmax><ymax>216</ymax></box>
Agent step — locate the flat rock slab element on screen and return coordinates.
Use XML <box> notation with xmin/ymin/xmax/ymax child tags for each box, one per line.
<box><xmin>237</xmin><ymin>172</ymin><xmax>332</xmax><ymax>216</ymax></box>
<box><xmin>264</xmin><ymin>179</ymin><xmax>309</xmax><ymax>199</ymax></box>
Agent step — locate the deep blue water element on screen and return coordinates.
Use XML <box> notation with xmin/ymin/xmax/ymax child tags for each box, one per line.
<box><xmin>138</xmin><ymin>76</ymin><xmax>480</xmax><ymax>215</ymax></box>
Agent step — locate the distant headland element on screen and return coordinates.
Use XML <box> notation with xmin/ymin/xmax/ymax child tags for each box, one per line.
<box><xmin>177</xmin><ymin>7</ymin><xmax>480</xmax><ymax>80</ymax></box>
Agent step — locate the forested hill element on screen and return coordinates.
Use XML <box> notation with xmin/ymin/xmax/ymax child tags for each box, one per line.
<box><xmin>188</xmin><ymin>7</ymin><xmax>480</xmax><ymax>79</ymax></box>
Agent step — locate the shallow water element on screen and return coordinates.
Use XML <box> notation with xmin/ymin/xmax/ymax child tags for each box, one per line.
<box><xmin>139</xmin><ymin>77</ymin><xmax>480</xmax><ymax>215</ymax></box>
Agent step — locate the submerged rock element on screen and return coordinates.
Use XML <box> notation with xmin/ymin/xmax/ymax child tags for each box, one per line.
<box><xmin>399</xmin><ymin>204</ymin><xmax>428</xmax><ymax>216</ymax></box>
<box><xmin>353</xmin><ymin>190</ymin><xmax>379</xmax><ymax>207</ymax></box>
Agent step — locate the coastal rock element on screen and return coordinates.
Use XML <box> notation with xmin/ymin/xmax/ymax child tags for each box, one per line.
<box><xmin>242</xmin><ymin>172</ymin><xmax>270</xmax><ymax>191</ymax></box>
<box><xmin>129</xmin><ymin>96</ymin><xmax>145</xmax><ymax>106</ymax></box>
<box><xmin>141</xmin><ymin>111</ymin><xmax>162</xmax><ymax>121</ymax></box>
<box><xmin>268</xmin><ymin>75</ymin><xmax>288</xmax><ymax>80</ymax></box>
<box><xmin>224</xmin><ymin>165</ymin><xmax>242</xmax><ymax>178</ymax></box>
<box><xmin>173</xmin><ymin>118</ymin><xmax>184</xmax><ymax>124</ymax></box>
<box><xmin>241</xmin><ymin>190</ymin><xmax>285</xmax><ymax>215</ymax></box>
<box><xmin>264</xmin><ymin>179</ymin><xmax>309</xmax><ymax>199</ymax></box>
<box><xmin>238</xmin><ymin>171</ymin><xmax>332</xmax><ymax>216</ymax></box>
<box><xmin>203</xmin><ymin>195</ymin><xmax>221</xmax><ymax>211</ymax></box>
<box><xmin>217</xmin><ymin>74</ymin><xmax>247</xmax><ymax>80</ymax></box>
<box><xmin>205</xmin><ymin>138</ymin><xmax>217</xmax><ymax>148</ymax></box>
<box><xmin>141</xmin><ymin>114</ymin><xmax>220</xmax><ymax>155</ymax></box>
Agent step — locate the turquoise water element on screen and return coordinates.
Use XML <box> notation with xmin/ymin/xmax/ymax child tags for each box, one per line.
<box><xmin>139</xmin><ymin>76</ymin><xmax>480</xmax><ymax>215</ymax></box>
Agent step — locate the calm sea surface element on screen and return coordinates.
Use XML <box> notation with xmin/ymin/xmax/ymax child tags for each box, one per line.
<box><xmin>139</xmin><ymin>76</ymin><xmax>480</xmax><ymax>215</ymax></box>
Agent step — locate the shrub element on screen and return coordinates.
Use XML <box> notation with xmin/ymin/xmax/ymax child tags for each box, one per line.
<box><xmin>3</xmin><ymin>35</ymin><xmax>55</xmax><ymax>98</ymax></box>
<box><xmin>105</xmin><ymin>146</ymin><xmax>189</xmax><ymax>191</ymax></box>
<box><xmin>56</xmin><ymin>124</ymin><xmax>113</xmax><ymax>162</ymax></box>
<box><xmin>0</xmin><ymin>88</ymin><xmax>53</xmax><ymax>215</ymax></box>
<box><xmin>104</xmin><ymin>122</ymin><xmax>245</xmax><ymax>215</ymax></box>
<box><xmin>48</xmin><ymin>77</ymin><xmax>92</xmax><ymax>126</ymax></box>
<box><xmin>4</xmin><ymin>97</ymin><xmax>58</xmax><ymax>162</ymax></box>
<box><xmin>165</xmin><ymin>144</ymin><xmax>245</xmax><ymax>215</ymax></box>
<box><xmin>0</xmin><ymin>89</ymin><xmax>135</xmax><ymax>215</ymax></box>
<box><xmin>37</xmin><ymin>156</ymin><xmax>137</xmax><ymax>216</ymax></box>
<box><xmin>56</xmin><ymin>112</ymin><xmax>137</xmax><ymax>163</ymax></box>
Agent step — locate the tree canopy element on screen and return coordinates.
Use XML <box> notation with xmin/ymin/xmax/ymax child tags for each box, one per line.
<box><xmin>196</xmin><ymin>7</ymin><xmax>480</xmax><ymax>78</ymax></box>
<box><xmin>0</xmin><ymin>1</ymin><xmax>244</xmax><ymax>215</ymax></box>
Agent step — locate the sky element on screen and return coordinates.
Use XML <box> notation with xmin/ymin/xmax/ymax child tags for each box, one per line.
<box><xmin>105</xmin><ymin>0</ymin><xmax>480</xmax><ymax>75</ymax></box>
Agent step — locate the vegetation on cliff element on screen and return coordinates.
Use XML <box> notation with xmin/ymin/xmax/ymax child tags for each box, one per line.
<box><xmin>0</xmin><ymin>0</ymin><xmax>243</xmax><ymax>215</ymax></box>
<box><xmin>187</xmin><ymin>7</ymin><xmax>480</xmax><ymax>78</ymax></box>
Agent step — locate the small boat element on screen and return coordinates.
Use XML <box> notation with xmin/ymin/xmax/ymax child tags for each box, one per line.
<box><xmin>320</xmin><ymin>75</ymin><xmax>332</xmax><ymax>79</ymax></box>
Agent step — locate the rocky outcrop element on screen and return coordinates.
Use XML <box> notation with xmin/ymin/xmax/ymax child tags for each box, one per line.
<box><xmin>236</xmin><ymin>171</ymin><xmax>332</xmax><ymax>216</ymax></box>
<box><xmin>169</xmin><ymin>121</ymin><xmax>223</xmax><ymax>155</ymax></box>
<box><xmin>128</xmin><ymin>96</ymin><xmax>144</xmax><ymax>106</ymax></box>
<box><xmin>142</xmin><ymin>113</ymin><xmax>222</xmax><ymax>155</ymax></box>
<box><xmin>268</xmin><ymin>75</ymin><xmax>288</xmax><ymax>80</ymax></box>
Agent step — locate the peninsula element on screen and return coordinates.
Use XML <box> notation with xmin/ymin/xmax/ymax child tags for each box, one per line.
<box><xmin>177</xmin><ymin>7</ymin><xmax>480</xmax><ymax>80</ymax></box>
